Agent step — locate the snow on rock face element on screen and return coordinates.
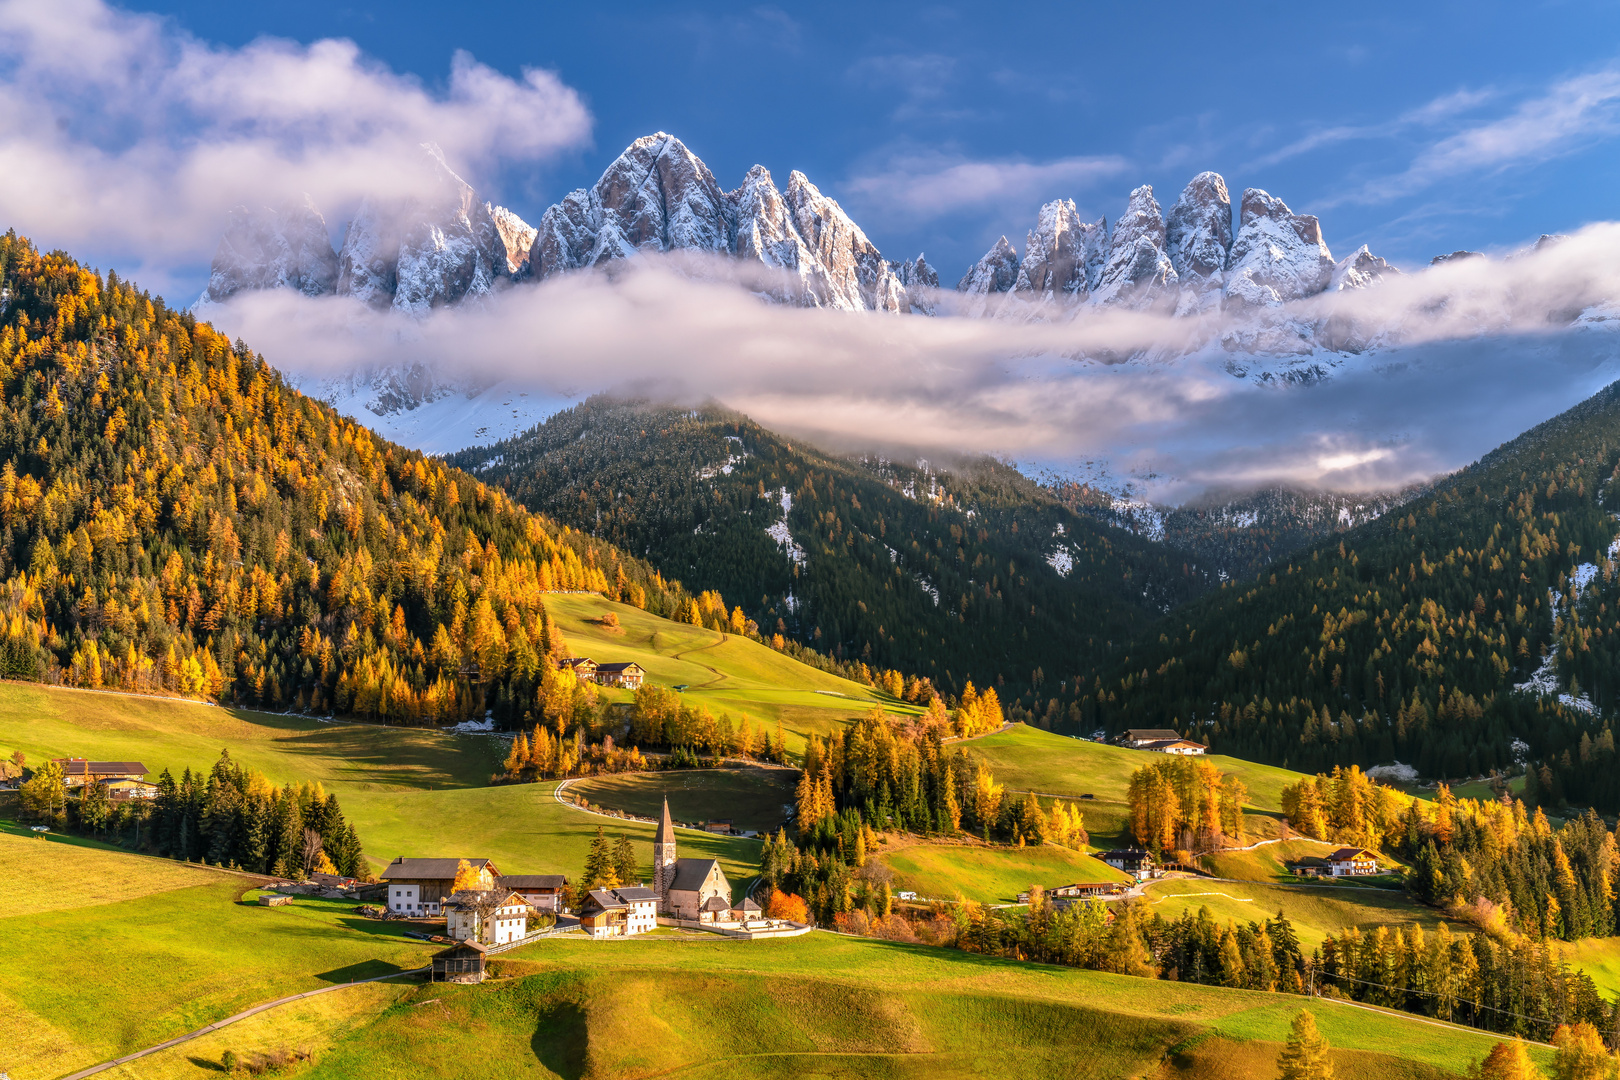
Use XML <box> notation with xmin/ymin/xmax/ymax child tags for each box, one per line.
<box><xmin>390</xmin><ymin>146</ymin><xmax>511</xmax><ymax>315</ymax></box>
<box><xmin>893</xmin><ymin>254</ymin><xmax>940</xmax><ymax>314</ymax></box>
<box><xmin>782</xmin><ymin>169</ymin><xmax>906</xmax><ymax>313</ymax></box>
<box><xmin>1091</xmin><ymin>186</ymin><xmax>1177</xmax><ymax>308</ymax></box>
<box><xmin>1223</xmin><ymin>188</ymin><xmax>1335</xmax><ymax>307</ymax></box>
<box><xmin>531</xmin><ymin>190</ymin><xmax>596</xmax><ymax>280</ymax></box>
<box><xmin>1165</xmin><ymin>172</ymin><xmax>1232</xmax><ymax>283</ymax></box>
<box><xmin>489</xmin><ymin>205</ymin><xmax>537</xmax><ymax>274</ymax></box>
<box><xmin>1431</xmin><ymin>250</ymin><xmax>1482</xmax><ymax>265</ymax></box>
<box><xmin>958</xmin><ymin>236</ymin><xmax>1021</xmax><ymax>294</ymax></box>
<box><xmin>1014</xmin><ymin>199</ymin><xmax>1104</xmax><ymax>299</ymax></box>
<box><xmin>588</xmin><ymin>132</ymin><xmax>734</xmax><ymax>265</ymax></box>
<box><xmin>1330</xmin><ymin>245</ymin><xmax>1401</xmax><ymax>291</ymax></box>
<box><xmin>203</xmin><ymin>196</ymin><xmax>339</xmax><ymax>303</ymax></box>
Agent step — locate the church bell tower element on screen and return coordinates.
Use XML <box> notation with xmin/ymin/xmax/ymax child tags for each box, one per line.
<box><xmin>652</xmin><ymin>797</ymin><xmax>678</xmax><ymax>906</ymax></box>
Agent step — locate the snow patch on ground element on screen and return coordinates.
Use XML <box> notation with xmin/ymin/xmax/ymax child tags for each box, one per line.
<box><xmin>764</xmin><ymin>488</ymin><xmax>806</xmax><ymax>566</ymax></box>
<box><xmin>914</xmin><ymin>574</ymin><xmax>940</xmax><ymax>607</ymax></box>
<box><xmin>1047</xmin><ymin>546</ymin><xmax>1073</xmax><ymax>577</ymax></box>
<box><xmin>449</xmin><ymin>716</ymin><xmax>496</xmax><ymax>733</ymax></box>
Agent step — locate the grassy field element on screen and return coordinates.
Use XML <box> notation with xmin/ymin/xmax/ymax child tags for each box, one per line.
<box><xmin>280</xmin><ymin>933</ymin><xmax>1537</xmax><ymax>1079</ymax></box>
<box><xmin>0</xmin><ymin>680</ymin><xmax>507</xmax><ymax>793</ymax></box>
<box><xmin>348</xmin><ymin>780</ymin><xmax>761</xmax><ymax>891</ymax></box>
<box><xmin>546</xmin><ymin>593</ymin><xmax>917</xmax><ymax>749</ymax></box>
<box><xmin>1140</xmin><ymin>878</ymin><xmax>1459</xmax><ymax>950</ymax></box>
<box><xmin>877</xmin><ymin>841</ymin><xmax>1131</xmax><ymax>905</ymax></box>
<box><xmin>0</xmin><ymin>823</ymin><xmax>228</xmax><ymax>916</ymax></box>
<box><xmin>1554</xmin><ymin>937</ymin><xmax>1620</xmax><ymax>996</ymax></box>
<box><xmin>1198</xmin><ymin>839</ymin><xmax>1407</xmax><ymax>885</ymax></box>
<box><xmin>569</xmin><ymin>766</ymin><xmax>798</xmax><ymax>835</ymax></box>
<box><xmin>0</xmin><ymin>835</ymin><xmax>434</xmax><ymax>1076</ymax></box>
<box><xmin>961</xmin><ymin>725</ymin><xmax>1311</xmax><ymax>847</ymax></box>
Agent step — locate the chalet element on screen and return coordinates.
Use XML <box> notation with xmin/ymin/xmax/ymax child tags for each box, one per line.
<box><xmin>431</xmin><ymin>940</ymin><xmax>488</xmax><ymax>984</ymax></box>
<box><xmin>53</xmin><ymin>760</ymin><xmax>149</xmax><ymax>788</ymax></box>
<box><xmin>1097</xmin><ymin>849</ymin><xmax>1158</xmax><ymax>881</ymax></box>
<box><xmin>101</xmin><ymin>778</ymin><xmax>160</xmax><ymax>801</ymax></box>
<box><xmin>703</xmin><ymin>819</ymin><xmax>734</xmax><ymax>835</ymax></box>
<box><xmin>1327</xmin><ymin>848</ymin><xmax>1382</xmax><ymax>877</ymax></box>
<box><xmin>500</xmin><ymin>874</ymin><xmax>568</xmax><ymax>912</ymax></box>
<box><xmin>652</xmin><ymin>798</ymin><xmax>733</xmax><ymax>918</ymax></box>
<box><xmin>1121</xmin><ymin>731</ymin><xmax>1205</xmax><ymax>754</ymax></box>
<box><xmin>595</xmin><ymin>662</ymin><xmax>646</xmax><ymax>690</ymax></box>
<box><xmin>1017</xmin><ymin>882</ymin><xmax>1126</xmax><ymax>909</ymax></box>
<box><xmin>445</xmin><ymin>889</ymin><xmax>531</xmax><ymax>945</ymax></box>
<box><xmin>578</xmin><ymin>886</ymin><xmax>659</xmax><ymax>937</ymax></box>
<box><xmin>558</xmin><ymin>657</ymin><xmax>599</xmax><ymax>681</ymax></box>
<box><xmin>379</xmin><ymin>857</ymin><xmax>500</xmax><ymax>916</ymax></box>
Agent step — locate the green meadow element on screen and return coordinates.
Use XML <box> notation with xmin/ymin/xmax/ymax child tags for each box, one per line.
<box><xmin>876</xmin><ymin>840</ymin><xmax>1131</xmax><ymax>905</ymax></box>
<box><xmin>277</xmin><ymin>933</ymin><xmax>1536</xmax><ymax>1079</ymax></box>
<box><xmin>0</xmin><ymin>830</ymin><xmax>433</xmax><ymax>1076</ymax></box>
<box><xmin>1139</xmin><ymin>877</ymin><xmax>1459</xmax><ymax>951</ymax></box>
<box><xmin>545</xmin><ymin>593</ymin><xmax>918</xmax><ymax>749</ymax></box>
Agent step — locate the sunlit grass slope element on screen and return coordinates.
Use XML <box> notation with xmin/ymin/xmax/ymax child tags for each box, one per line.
<box><xmin>876</xmin><ymin>841</ymin><xmax>1130</xmax><ymax>905</ymax></box>
<box><xmin>294</xmin><ymin>933</ymin><xmax>1534</xmax><ymax>1079</ymax></box>
<box><xmin>546</xmin><ymin>593</ymin><xmax>917</xmax><ymax>749</ymax></box>
<box><xmin>1140</xmin><ymin>878</ymin><xmax>1458</xmax><ymax>951</ymax></box>
<box><xmin>0</xmin><ymin>833</ymin><xmax>432</xmax><ymax>1075</ymax></box>
<box><xmin>962</xmin><ymin>725</ymin><xmax>1309</xmax><ymax>845</ymax></box>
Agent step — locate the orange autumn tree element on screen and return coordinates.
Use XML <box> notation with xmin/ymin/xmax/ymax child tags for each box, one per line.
<box><xmin>765</xmin><ymin>891</ymin><xmax>810</xmax><ymax>923</ymax></box>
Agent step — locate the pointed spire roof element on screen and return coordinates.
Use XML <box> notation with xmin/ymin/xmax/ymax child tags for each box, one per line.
<box><xmin>655</xmin><ymin>797</ymin><xmax>675</xmax><ymax>847</ymax></box>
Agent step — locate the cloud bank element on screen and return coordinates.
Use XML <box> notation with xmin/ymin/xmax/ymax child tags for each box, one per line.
<box><xmin>199</xmin><ymin>225</ymin><xmax>1620</xmax><ymax>503</ymax></box>
<box><xmin>0</xmin><ymin>0</ymin><xmax>591</xmax><ymax>286</ymax></box>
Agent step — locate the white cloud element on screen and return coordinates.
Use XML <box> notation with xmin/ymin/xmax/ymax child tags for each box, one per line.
<box><xmin>198</xmin><ymin>223</ymin><xmax>1620</xmax><ymax>502</ymax></box>
<box><xmin>842</xmin><ymin>149</ymin><xmax>1129</xmax><ymax>224</ymax></box>
<box><xmin>0</xmin><ymin>0</ymin><xmax>592</xmax><ymax>268</ymax></box>
<box><xmin>1343</xmin><ymin>67</ymin><xmax>1620</xmax><ymax>204</ymax></box>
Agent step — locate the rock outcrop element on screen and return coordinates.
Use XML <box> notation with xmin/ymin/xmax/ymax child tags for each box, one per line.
<box><xmin>1223</xmin><ymin>189</ymin><xmax>1336</xmax><ymax>307</ymax></box>
<box><xmin>1013</xmin><ymin>199</ymin><xmax>1104</xmax><ymax>299</ymax></box>
<box><xmin>1330</xmin><ymin>245</ymin><xmax>1400</xmax><ymax>291</ymax></box>
<box><xmin>1090</xmin><ymin>186</ymin><xmax>1177</xmax><ymax>308</ymax></box>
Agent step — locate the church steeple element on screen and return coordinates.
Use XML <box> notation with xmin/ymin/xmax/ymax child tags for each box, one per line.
<box><xmin>652</xmin><ymin>796</ymin><xmax>678</xmax><ymax>903</ymax></box>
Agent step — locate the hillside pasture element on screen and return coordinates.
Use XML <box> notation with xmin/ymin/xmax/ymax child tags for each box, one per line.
<box><xmin>0</xmin><ymin>824</ymin><xmax>224</xmax><ymax>917</ymax></box>
<box><xmin>876</xmin><ymin>841</ymin><xmax>1130</xmax><ymax>905</ymax></box>
<box><xmin>0</xmin><ymin>840</ymin><xmax>433</xmax><ymax>1073</ymax></box>
<box><xmin>568</xmin><ymin>767</ymin><xmax>797</xmax><ymax>835</ymax></box>
<box><xmin>546</xmin><ymin>593</ymin><xmax>915</xmax><ymax>748</ymax></box>
<box><xmin>0</xmin><ymin>681</ymin><xmax>506</xmax><ymax>793</ymax></box>
<box><xmin>294</xmin><ymin>933</ymin><xmax>1536</xmax><ymax>1079</ymax></box>
<box><xmin>1140</xmin><ymin>878</ymin><xmax>1458</xmax><ymax>950</ymax></box>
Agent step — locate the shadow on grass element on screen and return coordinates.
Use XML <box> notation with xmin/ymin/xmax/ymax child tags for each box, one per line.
<box><xmin>531</xmin><ymin>1001</ymin><xmax>588</xmax><ymax>1080</ymax></box>
<box><xmin>216</xmin><ymin>710</ymin><xmax>500</xmax><ymax>790</ymax></box>
<box><xmin>184</xmin><ymin>1055</ymin><xmax>226</xmax><ymax>1072</ymax></box>
<box><xmin>315</xmin><ymin>959</ymin><xmax>412</xmax><ymax>983</ymax></box>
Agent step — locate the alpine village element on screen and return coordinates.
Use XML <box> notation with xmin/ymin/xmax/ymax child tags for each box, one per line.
<box><xmin>12</xmin><ymin>7</ymin><xmax>1620</xmax><ymax>1078</ymax></box>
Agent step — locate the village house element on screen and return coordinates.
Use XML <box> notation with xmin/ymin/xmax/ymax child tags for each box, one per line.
<box><xmin>1120</xmin><ymin>730</ymin><xmax>1205</xmax><ymax>754</ymax></box>
<box><xmin>445</xmin><ymin>889</ymin><xmax>531</xmax><ymax>945</ymax></box>
<box><xmin>1097</xmin><ymin>849</ymin><xmax>1158</xmax><ymax>881</ymax></box>
<box><xmin>652</xmin><ymin>798</ymin><xmax>733</xmax><ymax>918</ymax></box>
<box><xmin>500</xmin><ymin>874</ymin><xmax>568</xmax><ymax>913</ymax></box>
<box><xmin>558</xmin><ymin>657</ymin><xmax>598</xmax><ymax>681</ymax></box>
<box><xmin>101</xmin><ymin>778</ymin><xmax>160</xmax><ymax>800</ymax></box>
<box><xmin>1327</xmin><ymin>847</ymin><xmax>1382</xmax><ymax>877</ymax></box>
<box><xmin>594</xmin><ymin>662</ymin><xmax>646</xmax><ymax>690</ymax></box>
<box><xmin>52</xmin><ymin>760</ymin><xmax>149</xmax><ymax>788</ymax></box>
<box><xmin>578</xmin><ymin>885</ymin><xmax>660</xmax><ymax>937</ymax></box>
<box><xmin>379</xmin><ymin>857</ymin><xmax>500</xmax><ymax>916</ymax></box>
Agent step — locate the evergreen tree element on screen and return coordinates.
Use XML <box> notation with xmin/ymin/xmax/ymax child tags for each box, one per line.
<box><xmin>582</xmin><ymin>826</ymin><xmax>611</xmax><ymax>891</ymax></box>
<box><xmin>1277</xmin><ymin>1010</ymin><xmax>1333</xmax><ymax>1080</ymax></box>
<box><xmin>612</xmin><ymin>833</ymin><xmax>638</xmax><ymax>887</ymax></box>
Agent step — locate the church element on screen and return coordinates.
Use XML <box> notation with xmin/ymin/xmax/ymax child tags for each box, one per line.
<box><xmin>652</xmin><ymin>797</ymin><xmax>733</xmax><ymax>919</ymax></box>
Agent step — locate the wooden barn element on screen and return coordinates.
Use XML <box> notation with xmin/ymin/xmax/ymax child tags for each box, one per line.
<box><xmin>431</xmin><ymin>940</ymin><xmax>489</xmax><ymax>983</ymax></box>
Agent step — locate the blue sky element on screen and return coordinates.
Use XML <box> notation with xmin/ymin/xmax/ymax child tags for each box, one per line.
<box><xmin>126</xmin><ymin>0</ymin><xmax>1620</xmax><ymax>289</ymax></box>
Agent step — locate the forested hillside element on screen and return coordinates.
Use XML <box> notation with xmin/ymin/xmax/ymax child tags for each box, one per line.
<box><xmin>0</xmin><ymin>234</ymin><xmax>774</xmax><ymax>727</ymax></box>
<box><xmin>448</xmin><ymin>398</ymin><xmax>1211</xmax><ymax>699</ymax></box>
<box><xmin>1095</xmin><ymin>381</ymin><xmax>1620</xmax><ymax>805</ymax></box>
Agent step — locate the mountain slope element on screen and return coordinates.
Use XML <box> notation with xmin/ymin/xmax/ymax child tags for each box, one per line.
<box><xmin>0</xmin><ymin>234</ymin><xmax>795</xmax><ymax>726</ymax></box>
<box><xmin>1095</xmin><ymin>380</ymin><xmax>1620</xmax><ymax>804</ymax></box>
<box><xmin>447</xmin><ymin>397</ymin><xmax>1212</xmax><ymax>699</ymax></box>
